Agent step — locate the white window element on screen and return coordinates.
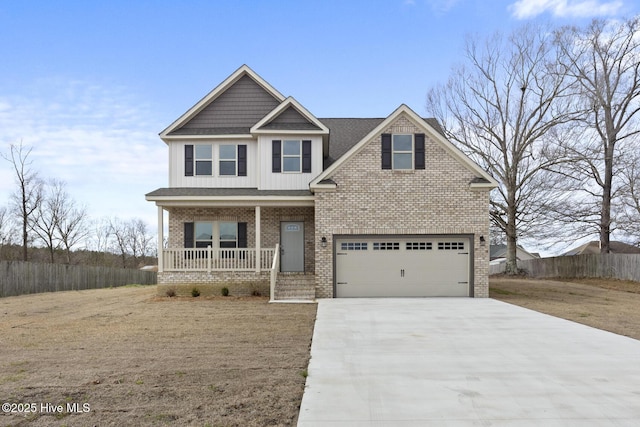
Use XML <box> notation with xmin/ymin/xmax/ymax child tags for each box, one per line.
<box><xmin>392</xmin><ymin>135</ymin><xmax>413</xmax><ymax>170</ymax></box>
<box><xmin>282</xmin><ymin>140</ymin><xmax>301</xmax><ymax>172</ymax></box>
<box><xmin>194</xmin><ymin>222</ymin><xmax>214</xmax><ymax>248</ymax></box>
<box><xmin>219</xmin><ymin>145</ymin><xmax>237</xmax><ymax>176</ymax></box>
<box><xmin>195</xmin><ymin>145</ymin><xmax>213</xmax><ymax>175</ymax></box>
<box><xmin>219</xmin><ymin>222</ymin><xmax>238</xmax><ymax>248</ymax></box>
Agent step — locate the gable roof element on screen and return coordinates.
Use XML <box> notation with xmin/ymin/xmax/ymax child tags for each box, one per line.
<box><xmin>310</xmin><ymin>104</ymin><xmax>498</xmax><ymax>190</ymax></box>
<box><xmin>490</xmin><ymin>244</ymin><xmax>540</xmax><ymax>260</ymax></box>
<box><xmin>160</xmin><ymin>65</ymin><xmax>285</xmax><ymax>140</ymax></box>
<box><xmin>562</xmin><ymin>241</ymin><xmax>640</xmax><ymax>256</ymax></box>
<box><xmin>251</xmin><ymin>97</ymin><xmax>329</xmax><ymax>135</ymax></box>
<box><xmin>318</xmin><ymin>117</ymin><xmax>447</xmax><ymax>168</ymax></box>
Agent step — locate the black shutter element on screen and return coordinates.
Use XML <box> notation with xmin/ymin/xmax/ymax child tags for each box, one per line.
<box><xmin>185</xmin><ymin>145</ymin><xmax>194</xmax><ymax>176</ymax></box>
<box><xmin>184</xmin><ymin>222</ymin><xmax>194</xmax><ymax>248</ymax></box>
<box><xmin>302</xmin><ymin>140</ymin><xmax>312</xmax><ymax>173</ymax></box>
<box><xmin>414</xmin><ymin>133</ymin><xmax>425</xmax><ymax>170</ymax></box>
<box><xmin>272</xmin><ymin>140</ymin><xmax>281</xmax><ymax>173</ymax></box>
<box><xmin>237</xmin><ymin>145</ymin><xmax>247</xmax><ymax>176</ymax></box>
<box><xmin>381</xmin><ymin>134</ymin><xmax>392</xmax><ymax>170</ymax></box>
<box><xmin>237</xmin><ymin>222</ymin><xmax>247</xmax><ymax>248</ymax></box>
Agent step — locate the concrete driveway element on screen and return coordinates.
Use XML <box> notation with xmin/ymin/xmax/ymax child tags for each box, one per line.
<box><xmin>298</xmin><ymin>298</ymin><xmax>640</xmax><ymax>426</ymax></box>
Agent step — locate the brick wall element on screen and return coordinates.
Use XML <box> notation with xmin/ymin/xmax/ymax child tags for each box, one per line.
<box><xmin>157</xmin><ymin>271</ymin><xmax>271</xmax><ymax>296</ymax></box>
<box><xmin>314</xmin><ymin>113</ymin><xmax>491</xmax><ymax>298</ymax></box>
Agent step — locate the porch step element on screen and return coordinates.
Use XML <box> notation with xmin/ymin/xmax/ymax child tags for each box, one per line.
<box><xmin>275</xmin><ymin>273</ymin><xmax>316</xmax><ymax>301</ymax></box>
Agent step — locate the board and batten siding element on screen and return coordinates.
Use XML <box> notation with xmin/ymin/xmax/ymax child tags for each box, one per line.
<box><xmin>169</xmin><ymin>140</ymin><xmax>258</xmax><ymax>188</ymax></box>
<box><xmin>257</xmin><ymin>135</ymin><xmax>323</xmax><ymax>190</ymax></box>
<box><xmin>169</xmin><ymin>136</ymin><xmax>323</xmax><ymax>190</ymax></box>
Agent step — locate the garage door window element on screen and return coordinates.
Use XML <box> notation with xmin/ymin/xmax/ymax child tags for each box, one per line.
<box><xmin>373</xmin><ymin>242</ymin><xmax>400</xmax><ymax>250</ymax></box>
<box><xmin>341</xmin><ymin>242</ymin><xmax>368</xmax><ymax>250</ymax></box>
<box><xmin>406</xmin><ymin>242</ymin><xmax>433</xmax><ymax>250</ymax></box>
<box><xmin>438</xmin><ymin>242</ymin><xmax>465</xmax><ymax>250</ymax></box>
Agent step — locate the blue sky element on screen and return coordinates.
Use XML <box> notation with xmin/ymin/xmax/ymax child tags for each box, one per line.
<box><xmin>0</xmin><ymin>0</ymin><xmax>638</xmax><ymax>239</ymax></box>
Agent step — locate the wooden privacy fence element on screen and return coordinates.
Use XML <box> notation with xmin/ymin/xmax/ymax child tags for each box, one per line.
<box><xmin>490</xmin><ymin>254</ymin><xmax>640</xmax><ymax>282</ymax></box>
<box><xmin>0</xmin><ymin>261</ymin><xmax>157</xmax><ymax>298</ymax></box>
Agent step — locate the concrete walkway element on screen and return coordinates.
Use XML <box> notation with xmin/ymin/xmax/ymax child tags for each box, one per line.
<box><xmin>298</xmin><ymin>298</ymin><xmax>640</xmax><ymax>426</ymax></box>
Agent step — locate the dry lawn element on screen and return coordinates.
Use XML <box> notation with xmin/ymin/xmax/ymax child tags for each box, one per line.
<box><xmin>0</xmin><ymin>286</ymin><xmax>317</xmax><ymax>426</ymax></box>
<box><xmin>490</xmin><ymin>277</ymin><xmax>640</xmax><ymax>340</ymax></box>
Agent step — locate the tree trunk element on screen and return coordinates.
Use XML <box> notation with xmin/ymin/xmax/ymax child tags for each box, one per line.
<box><xmin>504</xmin><ymin>189</ymin><xmax>519</xmax><ymax>275</ymax></box>
<box><xmin>600</xmin><ymin>133</ymin><xmax>615</xmax><ymax>254</ymax></box>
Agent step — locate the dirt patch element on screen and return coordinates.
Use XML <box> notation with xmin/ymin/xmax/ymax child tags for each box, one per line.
<box><xmin>490</xmin><ymin>277</ymin><xmax>640</xmax><ymax>340</ymax></box>
<box><xmin>0</xmin><ymin>286</ymin><xmax>317</xmax><ymax>426</ymax></box>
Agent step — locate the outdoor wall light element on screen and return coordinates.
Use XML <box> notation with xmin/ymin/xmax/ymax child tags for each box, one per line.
<box><xmin>479</xmin><ymin>235</ymin><xmax>486</xmax><ymax>246</ymax></box>
<box><xmin>321</xmin><ymin>236</ymin><xmax>327</xmax><ymax>248</ymax></box>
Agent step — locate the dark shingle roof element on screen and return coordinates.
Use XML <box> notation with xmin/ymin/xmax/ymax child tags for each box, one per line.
<box><xmin>168</xmin><ymin>127</ymin><xmax>251</xmax><ymax>135</ymax></box>
<box><xmin>146</xmin><ymin>188</ymin><xmax>312</xmax><ymax>198</ymax></box>
<box><xmin>318</xmin><ymin>117</ymin><xmax>446</xmax><ymax>168</ymax></box>
<box><xmin>318</xmin><ymin>118</ymin><xmax>384</xmax><ymax>167</ymax></box>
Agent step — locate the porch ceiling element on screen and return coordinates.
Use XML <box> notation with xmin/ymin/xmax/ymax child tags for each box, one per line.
<box><xmin>145</xmin><ymin>187</ymin><xmax>315</xmax><ymax>207</ymax></box>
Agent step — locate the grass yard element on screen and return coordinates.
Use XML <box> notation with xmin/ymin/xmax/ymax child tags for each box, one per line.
<box><xmin>0</xmin><ymin>286</ymin><xmax>317</xmax><ymax>426</ymax></box>
<box><xmin>491</xmin><ymin>277</ymin><xmax>640</xmax><ymax>340</ymax></box>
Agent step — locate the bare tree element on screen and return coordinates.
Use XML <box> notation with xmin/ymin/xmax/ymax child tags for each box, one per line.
<box><xmin>32</xmin><ymin>180</ymin><xmax>63</xmax><ymax>263</ymax></box>
<box><xmin>108</xmin><ymin>217</ymin><xmax>130</xmax><ymax>268</ymax></box>
<box><xmin>0</xmin><ymin>206</ymin><xmax>17</xmax><ymax>258</ymax></box>
<box><xmin>426</xmin><ymin>24</ymin><xmax>576</xmax><ymax>274</ymax></box>
<box><xmin>128</xmin><ymin>218</ymin><xmax>154</xmax><ymax>267</ymax></box>
<box><xmin>553</xmin><ymin>17</ymin><xmax>640</xmax><ymax>253</ymax></box>
<box><xmin>618</xmin><ymin>150</ymin><xmax>640</xmax><ymax>245</ymax></box>
<box><xmin>2</xmin><ymin>141</ymin><xmax>44</xmax><ymax>261</ymax></box>
<box><xmin>52</xmin><ymin>180</ymin><xmax>89</xmax><ymax>264</ymax></box>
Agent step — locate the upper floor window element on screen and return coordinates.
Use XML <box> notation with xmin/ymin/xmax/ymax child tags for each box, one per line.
<box><xmin>185</xmin><ymin>144</ymin><xmax>247</xmax><ymax>177</ymax></box>
<box><xmin>195</xmin><ymin>145</ymin><xmax>213</xmax><ymax>175</ymax></box>
<box><xmin>283</xmin><ymin>140</ymin><xmax>302</xmax><ymax>173</ymax></box>
<box><xmin>219</xmin><ymin>145</ymin><xmax>237</xmax><ymax>176</ymax></box>
<box><xmin>381</xmin><ymin>133</ymin><xmax>426</xmax><ymax>171</ymax></box>
<box><xmin>272</xmin><ymin>140</ymin><xmax>312</xmax><ymax>174</ymax></box>
<box><xmin>392</xmin><ymin>134</ymin><xmax>413</xmax><ymax>170</ymax></box>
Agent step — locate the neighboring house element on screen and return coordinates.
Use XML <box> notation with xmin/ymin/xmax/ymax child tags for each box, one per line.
<box><xmin>145</xmin><ymin>65</ymin><xmax>498</xmax><ymax>300</ymax></box>
<box><xmin>562</xmin><ymin>241</ymin><xmax>640</xmax><ymax>256</ymax></box>
<box><xmin>490</xmin><ymin>244</ymin><xmax>541</xmax><ymax>261</ymax></box>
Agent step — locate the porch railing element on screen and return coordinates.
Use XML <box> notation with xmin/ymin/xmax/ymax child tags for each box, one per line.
<box><xmin>162</xmin><ymin>247</ymin><xmax>276</xmax><ymax>272</ymax></box>
<box><xmin>270</xmin><ymin>243</ymin><xmax>280</xmax><ymax>302</ymax></box>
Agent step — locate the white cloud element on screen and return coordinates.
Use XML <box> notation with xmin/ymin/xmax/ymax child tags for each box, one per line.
<box><xmin>509</xmin><ymin>0</ymin><xmax>624</xmax><ymax>19</ymax></box>
<box><xmin>427</xmin><ymin>0</ymin><xmax>461</xmax><ymax>13</ymax></box>
<box><xmin>0</xmin><ymin>79</ymin><xmax>166</xmax><ymax>225</ymax></box>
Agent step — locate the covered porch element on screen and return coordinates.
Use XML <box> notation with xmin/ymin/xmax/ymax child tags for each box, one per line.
<box><xmin>146</xmin><ymin>188</ymin><xmax>316</xmax><ymax>299</ymax></box>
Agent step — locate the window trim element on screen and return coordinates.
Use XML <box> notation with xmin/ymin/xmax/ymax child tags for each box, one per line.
<box><xmin>282</xmin><ymin>139</ymin><xmax>302</xmax><ymax>173</ymax></box>
<box><xmin>194</xmin><ymin>221</ymin><xmax>214</xmax><ymax>248</ymax></box>
<box><xmin>392</xmin><ymin>134</ymin><xmax>414</xmax><ymax>170</ymax></box>
<box><xmin>219</xmin><ymin>221</ymin><xmax>238</xmax><ymax>248</ymax></box>
<box><xmin>219</xmin><ymin>144</ymin><xmax>238</xmax><ymax>177</ymax></box>
<box><xmin>194</xmin><ymin>144</ymin><xmax>213</xmax><ymax>176</ymax></box>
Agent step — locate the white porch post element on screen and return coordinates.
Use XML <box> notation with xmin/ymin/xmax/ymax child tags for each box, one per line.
<box><xmin>255</xmin><ymin>205</ymin><xmax>261</xmax><ymax>272</ymax></box>
<box><xmin>157</xmin><ymin>206</ymin><xmax>164</xmax><ymax>273</ymax></box>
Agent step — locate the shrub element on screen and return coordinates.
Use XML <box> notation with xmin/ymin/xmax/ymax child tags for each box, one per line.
<box><xmin>165</xmin><ymin>288</ymin><xmax>176</xmax><ymax>298</ymax></box>
<box><xmin>191</xmin><ymin>287</ymin><xmax>200</xmax><ymax>297</ymax></box>
<box><xmin>221</xmin><ymin>287</ymin><xmax>229</xmax><ymax>297</ymax></box>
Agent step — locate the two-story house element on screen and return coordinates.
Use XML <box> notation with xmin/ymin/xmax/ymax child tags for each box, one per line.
<box><xmin>146</xmin><ymin>65</ymin><xmax>498</xmax><ymax>300</ymax></box>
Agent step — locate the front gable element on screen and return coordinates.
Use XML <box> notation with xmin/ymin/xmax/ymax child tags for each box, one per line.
<box><xmin>310</xmin><ymin>105</ymin><xmax>498</xmax><ymax>191</ymax></box>
<box><xmin>160</xmin><ymin>65</ymin><xmax>285</xmax><ymax>139</ymax></box>
<box><xmin>251</xmin><ymin>97</ymin><xmax>330</xmax><ymax>135</ymax></box>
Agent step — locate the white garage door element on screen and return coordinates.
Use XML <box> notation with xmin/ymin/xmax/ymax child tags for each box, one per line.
<box><xmin>335</xmin><ymin>236</ymin><xmax>471</xmax><ymax>297</ymax></box>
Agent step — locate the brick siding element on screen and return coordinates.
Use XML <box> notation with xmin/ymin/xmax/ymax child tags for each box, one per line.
<box><xmin>314</xmin><ymin>113</ymin><xmax>491</xmax><ymax>298</ymax></box>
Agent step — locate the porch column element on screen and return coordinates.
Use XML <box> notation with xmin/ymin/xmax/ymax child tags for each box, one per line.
<box><xmin>255</xmin><ymin>205</ymin><xmax>261</xmax><ymax>272</ymax></box>
<box><xmin>157</xmin><ymin>206</ymin><xmax>164</xmax><ymax>273</ymax></box>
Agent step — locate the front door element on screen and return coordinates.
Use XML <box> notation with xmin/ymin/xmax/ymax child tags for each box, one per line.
<box><xmin>280</xmin><ymin>221</ymin><xmax>304</xmax><ymax>272</ymax></box>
